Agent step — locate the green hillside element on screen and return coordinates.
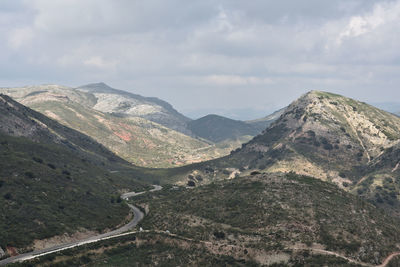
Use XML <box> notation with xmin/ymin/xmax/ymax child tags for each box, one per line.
<box><xmin>134</xmin><ymin>172</ymin><xmax>400</xmax><ymax>266</ymax></box>
<box><xmin>0</xmin><ymin>95</ymin><xmax>148</xmax><ymax>253</ymax></box>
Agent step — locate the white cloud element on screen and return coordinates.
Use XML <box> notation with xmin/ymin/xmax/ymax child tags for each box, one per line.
<box><xmin>1</xmin><ymin>0</ymin><xmax>400</xmax><ymax>117</ymax></box>
<box><xmin>7</xmin><ymin>26</ymin><xmax>34</xmax><ymax>49</ymax></box>
<box><xmin>337</xmin><ymin>1</ymin><xmax>400</xmax><ymax>44</ymax></box>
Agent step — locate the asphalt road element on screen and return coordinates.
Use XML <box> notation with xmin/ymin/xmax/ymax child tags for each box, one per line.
<box><xmin>0</xmin><ymin>185</ymin><xmax>161</xmax><ymax>266</ymax></box>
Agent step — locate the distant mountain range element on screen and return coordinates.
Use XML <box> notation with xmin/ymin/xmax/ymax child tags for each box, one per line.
<box><xmin>0</xmin><ymin>83</ymin><xmax>277</xmax><ymax>167</ymax></box>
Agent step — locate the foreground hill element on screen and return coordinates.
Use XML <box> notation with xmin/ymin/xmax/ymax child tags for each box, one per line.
<box><xmin>14</xmin><ymin>173</ymin><xmax>400</xmax><ymax>266</ymax></box>
<box><xmin>0</xmin><ymin>95</ymin><xmax>146</xmax><ymax>254</ymax></box>
<box><xmin>0</xmin><ymin>85</ymin><xmax>236</xmax><ymax>167</ymax></box>
<box><xmin>187</xmin><ymin>114</ymin><xmax>259</xmax><ymax>143</ymax></box>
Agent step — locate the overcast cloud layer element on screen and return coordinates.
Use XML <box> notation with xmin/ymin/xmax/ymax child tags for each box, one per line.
<box><xmin>1</xmin><ymin>0</ymin><xmax>400</xmax><ymax>119</ymax></box>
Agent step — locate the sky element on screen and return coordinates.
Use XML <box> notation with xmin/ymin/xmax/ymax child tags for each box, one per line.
<box><xmin>1</xmin><ymin>0</ymin><xmax>400</xmax><ymax>119</ymax></box>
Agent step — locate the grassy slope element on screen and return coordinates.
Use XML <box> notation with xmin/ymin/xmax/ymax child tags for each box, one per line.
<box><xmin>0</xmin><ymin>134</ymin><xmax>146</xmax><ymax>250</ymax></box>
<box><xmin>30</xmin><ymin>100</ymin><xmax>224</xmax><ymax>168</ymax></box>
<box><xmin>135</xmin><ymin>173</ymin><xmax>400</xmax><ymax>265</ymax></box>
<box><xmin>0</xmin><ymin>95</ymin><xmax>150</xmax><ymax>251</ymax></box>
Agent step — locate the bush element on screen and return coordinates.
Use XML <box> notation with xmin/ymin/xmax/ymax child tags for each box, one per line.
<box><xmin>222</xmin><ymin>170</ymin><xmax>230</xmax><ymax>175</ymax></box>
<box><xmin>25</xmin><ymin>171</ymin><xmax>35</xmax><ymax>179</ymax></box>
<box><xmin>47</xmin><ymin>163</ymin><xmax>56</xmax><ymax>169</ymax></box>
<box><xmin>213</xmin><ymin>231</ymin><xmax>225</xmax><ymax>239</ymax></box>
<box><xmin>4</xmin><ymin>192</ymin><xmax>12</xmax><ymax>200</ymax></box>
<box><xmin>323</xmin><ymin>143</ymin><xmax>333</xmax><ymax>150</ymax></box>
<box><xmin>32</xmin><ymin>157</ymin><xmax>43</xmax><ymax>163</ymax></box>
<box><xmin>187</xmin><ymin>181</ymin><xmax>196</xmax><ymax>187</ymax></box>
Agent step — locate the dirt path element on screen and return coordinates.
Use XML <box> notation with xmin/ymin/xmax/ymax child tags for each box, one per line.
<box><xmin>377</xmin><ymin>251</ymin><xmax>400</xmax><ymax>267</ymax></box>
<box><xmin>290</xmin><ymin>247</ymin><xmax>372</xmax><ymax>266</ymax></box>
<box><xmin>355</xmin><ymin>175</ymin><xmax>369</xmax><ymax>186</ymax></box>
<box><xmin>291</xmin><ymin>247</ymin><xmax>400</xmax><ymax>267</ymax></box>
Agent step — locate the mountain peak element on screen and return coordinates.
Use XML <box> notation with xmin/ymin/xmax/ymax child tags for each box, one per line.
<box><xmin>77</xmin><ymin>82</ymin><xmax>114</xmax><ymax>92</ymax></box>
<box><xmin>230</xmin><ymin>90</ymin><xmax>400</xmax><ymax>184</ymax></box>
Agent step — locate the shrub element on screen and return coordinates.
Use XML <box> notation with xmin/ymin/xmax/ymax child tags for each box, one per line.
<box><xmin>47</xmin><ymin>163</ymin><xmax>56</xmax><ymax>169</ymax></box>
<box><xmin>323</xmin><ymin>143</ymin><xmax>333</xmax><ymax>150</ymax></box>
<box><xmin>32</xmin><ymin>157</ymin><xmax>43</xmax><ymax>164</ymax></box>
<box><xmin>25</xmin><ymin>171</ymin><xmax>35</xmax><ymax>179</ymax></box>
<box><xmin>222</xmin><ymin>170</ymin><xmax>230</xmax><ymax>175</ymax></box>
<box><xmin>213</xmin><ymin>231</ymin><xmax>225</xmax><ymax>239</ymax></box>
<box><xmin>187</xmin><ymin>181</ymin><xmax>196</xmax><ymax>187</ymax></box>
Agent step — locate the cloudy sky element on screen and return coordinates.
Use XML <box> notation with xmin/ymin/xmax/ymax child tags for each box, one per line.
<box><xmin>1</xmin><ymin>0</ymin><xmax>400</xmax><ymax>119</ymax></box>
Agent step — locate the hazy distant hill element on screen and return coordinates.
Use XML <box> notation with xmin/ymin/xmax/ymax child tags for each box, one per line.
<box><xmin>187</xmin><ymin>114</ymin><xmax>260</xmax><ymax>143</ymax></box>
<box><xmin>246</xmin><ymin>108</ymin><xmax>285</xmax><ymax>132</ymax></box>
<box><xmin>0</xmin><ymin>94</ymin><xmax>146</xmax><ymax>251</ymax></box>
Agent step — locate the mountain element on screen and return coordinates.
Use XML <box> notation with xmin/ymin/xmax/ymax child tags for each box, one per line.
<box><xmin>0</xmin><ymin>94</ymin><xmax>147</xmax><ymax>252</ymax></box>
<box><xmin>227</xmin><ymin>91</ymin><xmax>400</xmax><ymax>181</ymax></box>
<box><xmin>77</xmin><ymin>82</ymin><xmax>192</xmax><ymax>135</ymax></box>
<box><xmin>187</xmin><ymin>114</ymin><xmax>259</xmax><ymax>143</ymax></box>
<box><xmin>246</xmin><ymin>108</ymin><xmax>285</xmax><ymax>132</ymax></box>
<box><xmin>0</xmin><ymin>85</ymin><xmax>234</xmax><ymax>167</ymax></box>
<box><xmin>157</xmin><ymin>91</ymin><xmax>400</xmax><ymax>216</ymax></box>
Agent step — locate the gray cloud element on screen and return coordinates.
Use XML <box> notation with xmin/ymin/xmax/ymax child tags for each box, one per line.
<box><xmin>1</xmin><ymin>0</ymin><xmax>400</xmax><ymax>119</ymax></box>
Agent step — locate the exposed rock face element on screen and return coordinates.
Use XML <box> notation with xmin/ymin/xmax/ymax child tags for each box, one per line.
<box><xmin>0</xmin><ymin>247</ymin><xmax>5</xmax><ymax>258</ymax></box>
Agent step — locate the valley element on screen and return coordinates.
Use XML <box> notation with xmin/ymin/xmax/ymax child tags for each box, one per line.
<box><xmin>2</xmin><ymin>89</ymin><xmax>400</xmax><ymax>266</ymax></box>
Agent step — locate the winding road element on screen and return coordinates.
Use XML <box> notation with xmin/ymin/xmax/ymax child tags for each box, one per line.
<box><xmin>0</xmin><ymin>185</ymin><xmax>162</xmax><ymax>266</ymax></box>
<box><xmin>1</xmin><ymin>184</ymin><xmax>400</xmax><ymax>267</ymax></box>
